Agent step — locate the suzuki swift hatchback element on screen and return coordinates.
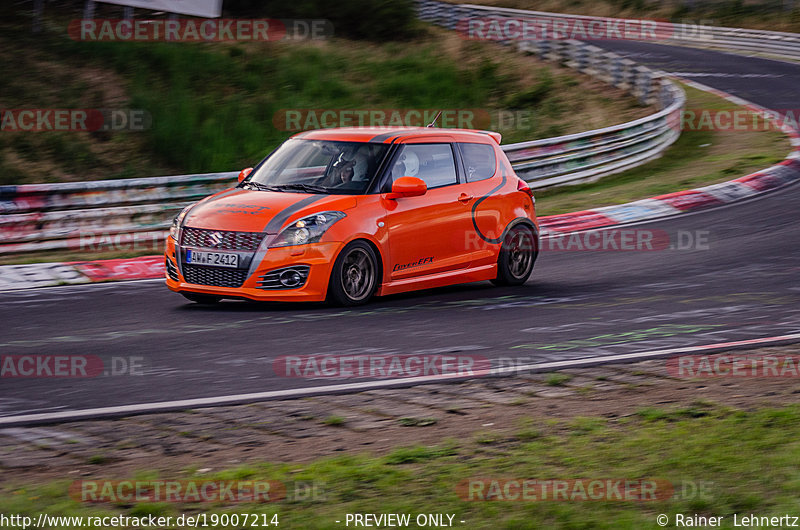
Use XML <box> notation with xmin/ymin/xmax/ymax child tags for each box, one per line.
<box><xmin>165</xmin><ymin>127</ymin><xmax>538</xmax><ymax>305</ymax></box>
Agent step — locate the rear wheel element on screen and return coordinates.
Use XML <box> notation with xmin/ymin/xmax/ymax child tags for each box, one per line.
<box><xmin>492</xmin><ymin>225</ymin><xmax>537</xmax><ymax>286</ymax></box>
<box><xmin>181</xmin><ymin>292</ymin><xmax>222</xmax><ymax>304</ymax></box>
<box><xmin>328</xmin><ymin>241</ymin><xmax>378</xmax><ymax>306</ymax></box>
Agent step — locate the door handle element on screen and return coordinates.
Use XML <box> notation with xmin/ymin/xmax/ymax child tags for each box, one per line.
<box><xmin>458</xmin><ymin>193</ymin><xmax>474</xmax><ymax>203</ymax></box>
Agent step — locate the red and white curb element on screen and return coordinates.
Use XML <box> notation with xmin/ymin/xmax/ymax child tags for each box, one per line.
<box><xmin>0</xmin><ymin>255</ymin><xmax>165</xmax><ymax>291</ymax></box>
<box><xmin>1</xmin><ymin>81</ymin><xmax>799</xmax><ymax>292</ymax></box>
<box><xmin>537</xmin><ymin>78</ymin><xmax>800</xmax><ymax>235</ymax></box>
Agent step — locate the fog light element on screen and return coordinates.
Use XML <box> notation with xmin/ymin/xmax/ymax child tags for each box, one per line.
<box><xmin>257</xmin><ymin>265</ymin><xmax>311</xmax><ymax>290</ymax></box>
<box><xmin>279</xmin><ymin>269</ymin><xmax>303</xmax><ymax>287</ymax></box>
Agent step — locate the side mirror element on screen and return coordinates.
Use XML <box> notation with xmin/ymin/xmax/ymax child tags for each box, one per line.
<box><xmin>385</xmin><ymin>176</ymin><xmax>427</xmax><ymax>199</ymax></box>
<box><xmin>238</xmin><ymin>167</ymin><xmax>253</xmax><ymax>183</ymax></box>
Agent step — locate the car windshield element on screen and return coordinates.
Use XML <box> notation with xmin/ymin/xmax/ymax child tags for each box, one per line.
<box><xmin>244</xmin><ymin>139</ymin><xmax>391</xmax><ymax>195</ymax></box>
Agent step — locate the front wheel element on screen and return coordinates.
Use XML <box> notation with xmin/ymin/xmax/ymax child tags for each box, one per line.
<box><xmin>327</xmin><ymin>241</ymin><xmax>379</xmax><ymax>306</ymax></box>
<box><xmin>492</xmin><ymin>225</ymin><xmax>537</xmax><ymax>286</ymax></box>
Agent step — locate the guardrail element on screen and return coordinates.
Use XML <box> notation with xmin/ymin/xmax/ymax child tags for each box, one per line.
<box><xmin>426</xmin><ymin>2</ymin><xmax>800</xmax><ymax>62</ymax></box>
<box><xmin>676</xmin><ymin>26</ymin><xmax>800</xmax><ymax>61</ymax></box>
<box><xmin>490</xmin><ymin>40</ymin><xmax>682</xmax><ymax>187</ymax></box>
<box><xmin>1</xmin><ymin>0</ymin><xmax>691</xmax><ymax>255</ymax></box>
<box><xmin>0</xmin><ymin>174</ymin><xmax>235</xmax><ymax>254</ymax></box>
<box><xmin>418</xmin><ymin>0</ymin><xmax>685</xmax><ymax>187</ymax></box>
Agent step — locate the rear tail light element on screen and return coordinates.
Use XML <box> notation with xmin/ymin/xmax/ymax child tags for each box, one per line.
<box><xmin>517</xmin><ymin>178</ymin><xmax>535</xmax><ymax>201</ymax></box>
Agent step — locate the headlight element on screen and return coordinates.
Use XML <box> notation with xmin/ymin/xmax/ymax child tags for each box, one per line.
<box><xmin>270</xmin><ymin>211</ymin><xmax>346</xmax><ymax>248</ymax></box>
<box><xmin>169</xmin><ymin>206</ymin><xmax>191</xmax><ymax>241</ymax></box>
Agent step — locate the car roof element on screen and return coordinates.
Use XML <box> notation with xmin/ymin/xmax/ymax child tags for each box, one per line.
<box><xmin>291</xmin><ymin>127</ymin><xmax>501</xmax><ymax>145</ymax></box>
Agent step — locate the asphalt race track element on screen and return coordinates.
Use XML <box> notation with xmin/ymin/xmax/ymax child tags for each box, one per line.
<box><xmin>1</xmin><ymin>42</ymin><xmax>799</xmax><ymax>421</ymax></box>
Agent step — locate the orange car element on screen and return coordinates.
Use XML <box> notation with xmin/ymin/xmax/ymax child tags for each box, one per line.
<box><xmin>165</xmin><ymin>127</ymin><xmax>538</xmax><ymax>305</ymax></box>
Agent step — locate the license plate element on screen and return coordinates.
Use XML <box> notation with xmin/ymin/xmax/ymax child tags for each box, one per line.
<box><xmin>186</xmin><ymin>250</ymin><xmax>239</xmax><ymax>268</ymax></box>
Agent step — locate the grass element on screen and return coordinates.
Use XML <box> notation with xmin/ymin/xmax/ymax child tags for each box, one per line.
<box><xmin>534</xmin><ymin>84</ymin><xmax>790</xmax><ymax>216</ymax></box>
<box><xmin>514</xmin><ymin>427</ymin><xmax>541</xmax><ymax>441</ymax></box>
<box><xmin>545</xmin><ymin>373</ymin><xmax>573</xmax><ymax>386</ymax></box>
<box><xmin>3</xmin><ymin>403</ymin><xmax>800</xmax><ymax>528</ymax></box>
<box><xmin>398</xmin><ymin>417</ymin><xmax>438</xmax><ymax>426</ymax></box>
<box><xmin>0</xmin><ymin>8</ymin><xmax>648</xmax><ymax>184</ymax></box>
<box><xmin>86</xmin><ymin>455</ymin><xmax>111</xmax><ymax>465</ymax></box>
<box><xmin>323</xmin><ymin>415</ymin><xmax>345</xmax><ymax>427</ymax></box>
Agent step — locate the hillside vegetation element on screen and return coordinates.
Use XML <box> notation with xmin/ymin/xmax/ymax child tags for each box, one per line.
<box><xmin>0</xmin><ymin>2</ymin><xmax>651</xmax><ymax>184</ymax></box>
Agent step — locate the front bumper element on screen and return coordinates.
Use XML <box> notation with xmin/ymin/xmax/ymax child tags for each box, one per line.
<box><xmin>164</xmin><ymin>236</ymin><xmax>342</xmax><ymax>302</ymax></box>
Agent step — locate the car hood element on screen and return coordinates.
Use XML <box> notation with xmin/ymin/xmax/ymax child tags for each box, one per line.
<box><xmin>183</xmin><ymin>189</ymin><xmax>358</xmax><ymax>234</ymax></box>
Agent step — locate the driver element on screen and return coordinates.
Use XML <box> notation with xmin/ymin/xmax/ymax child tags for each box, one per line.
<box><xmin>329</xmin><ymin>152</ymin><xmax>368</xmax><ymax>186</ymax></box>
<box><xmin>331</xmin><ymin>157</ymin><xmax>356</xmax><ymax>184</ymax></box>
<box><xmin>392</xmin><ymin>150</ymin><xmax>419</xmax><ymax>181</ymax></box>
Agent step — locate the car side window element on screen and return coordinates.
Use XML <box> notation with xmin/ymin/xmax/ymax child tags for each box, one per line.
<box><xmin>391</xmin><ymin>144</ymin><xmax>458</xmax><ymax>189</ymax></box>
<box><xmin>460</xmin><ymin>142</ymin><xmax>496</xmax><ymax>182</ymax></box>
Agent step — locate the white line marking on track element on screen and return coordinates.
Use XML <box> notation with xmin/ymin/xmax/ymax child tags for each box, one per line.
<box><xmin>2</xmin><ymin>333</ymin><xmax>798</xmax><ymax>427</ymax></box>
<box><xmin>668</xmin><ymin>72</ymin><xmax>785</xmax><ymax>78</ymax></box>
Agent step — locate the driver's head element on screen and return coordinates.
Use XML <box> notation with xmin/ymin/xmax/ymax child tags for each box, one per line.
<box><xmin>338</xmin><ymin>161</ymin><xmax>355</xmax><ymax>182</ymax></box>
<box><xmin>332</xmin><ymin>154</ymin><xmax>356</xmax><ymax>183</ymax></box>
<box><xmin>396</xmin><ymin>150</ymin><xmax>419</xmax><ymax>178</ymax></box>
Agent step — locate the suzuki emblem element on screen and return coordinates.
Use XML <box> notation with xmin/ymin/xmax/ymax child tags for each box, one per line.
<box><xmin>208</xmin><ymin>231</ymin><xmax>224</xmax><ymax>247</ymax></box>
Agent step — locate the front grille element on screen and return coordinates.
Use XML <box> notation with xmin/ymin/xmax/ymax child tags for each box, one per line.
<box><xmin>182</xmin><ymin>264</ymin><xmax>249</xmax><ymax>288</ymax></box>
<box><xmin>257</xmin><ymin>265</ymin><xmax>311</xmax><ymax>290</ymax></box>
<box><xmin>165</xmin><ymin>257</ymin><xmax>179</xmax><ymax>281</ymax></box>
<box><xmin>181</xmin><ymin>227</ymin><xmax>265</xmax><ymax>252</ymax></box>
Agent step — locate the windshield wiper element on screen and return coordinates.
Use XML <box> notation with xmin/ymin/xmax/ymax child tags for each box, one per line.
<box><xmin>242</xmin><ymin>181</ymin><xmax>283</xmax><ymax>192</ymax></box>
<box><xmin>270</xmin><ymin>183</ymin><xmax>330</xmax><ymax>194</ymax></box>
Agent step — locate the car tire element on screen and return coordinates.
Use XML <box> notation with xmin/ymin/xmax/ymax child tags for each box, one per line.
<box><xmin>492</xmin><ymin>224</ymin><xmax>537</xmax><ymax>286</ymax></box>
<box><xmin>328</xmin><ymin>240</ymin><xmax>378</xmax><ymax>306</ymax></box>
<box><xmin>181</xmin><ymin>292</ymin><xmax>222</xmax><ymax>304</ymax></box>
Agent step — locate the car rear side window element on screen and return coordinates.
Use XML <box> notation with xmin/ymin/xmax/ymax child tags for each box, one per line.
<box><xmin>460</xmin><ymin>142</ymin><xmax>496</xmax><ymax>182</ymax></box>
<box><xmin>391</xmin><ymin>144</ymin><xmax>457</xmax><ymax>189</ymax></box>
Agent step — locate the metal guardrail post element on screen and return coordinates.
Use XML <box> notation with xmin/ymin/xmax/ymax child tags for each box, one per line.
<box><xmin>536</xmin><ymin>40</ymin><xmax>550</xmax><ymax>60</ymax></box>
<box><xmin>597</xmin><ymin>51</ymin><xmax>616</xmax><ymax>85</ymax></box>
<box><xmin>618</xmin><ymin>58</ymin><xmax>637</xmax><ymax>90</ymax></box>
<box><xmin>582</xmin><ymin>44</ymin><xmax>603</xmax><ymax>76</ymax></box>
<box><xmin>609</xmin><ymin>55</ymin><xmax>623</xmax><ymax>87</ymax></box>
<box><xmin>634</xmin><ymin>66</ymin><xmax>653</xmax><ymax>105</ymax></box>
